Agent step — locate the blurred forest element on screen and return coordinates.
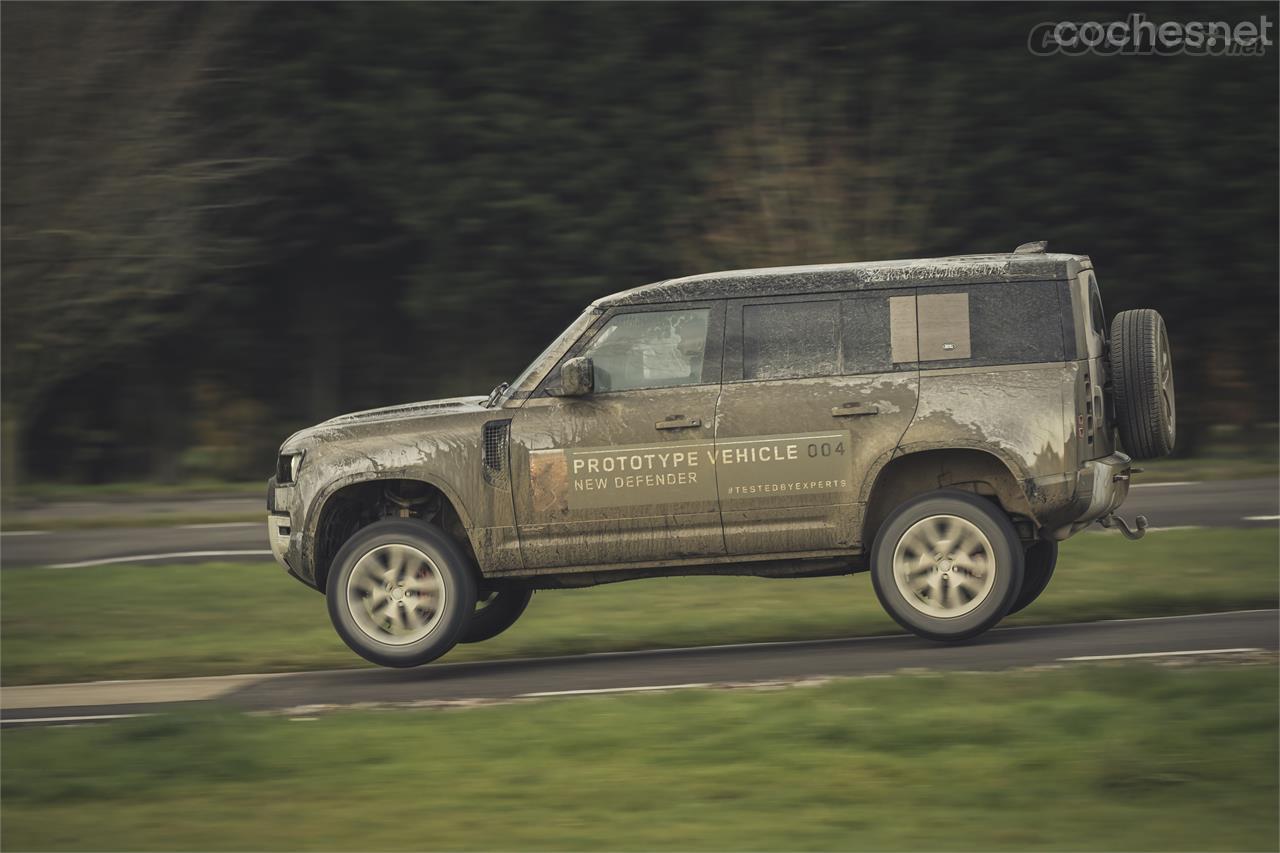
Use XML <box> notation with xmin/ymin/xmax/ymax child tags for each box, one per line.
<box><xmin>2</xmin><ymin>2</ymin><xmax>1276</xmax><ymax>485</ymax></box>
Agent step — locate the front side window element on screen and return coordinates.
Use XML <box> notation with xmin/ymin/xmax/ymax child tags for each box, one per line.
<box><xmin>581</xmin><ymin>308</ymin><xmax>710</xmax><ymax>392</ymax></box>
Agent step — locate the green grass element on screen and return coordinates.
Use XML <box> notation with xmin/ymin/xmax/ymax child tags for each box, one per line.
<box><xmin>2</xmin><ymin>664</ymin><xmax>1276</xmax><ymax>851</ymax></box>
<box><xmin>2</xmin><ymin>528</ymin><xmax>1275</xmax><ymax>686</ymax></box>
<box><xmin>1136</xmin><ymin>425</ymin><xmax>1278</xmax><ymax>482</ymax></box>
<box><xmin>10</xmin><ymin>479</ymin><xmax>265</xmax><ymax>502</ymax></box>
<box><xmin>1139</xmin><ymin>452</ymin><xmax>1278</xmax><ymax>483</ymax></box>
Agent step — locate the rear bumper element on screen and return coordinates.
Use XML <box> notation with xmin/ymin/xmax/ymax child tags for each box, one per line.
<box><xmin>1047</xmin><ymin>451</ymin><xmax>1134</xmax><ymax>540</ymax></box>
<box><xmin>1080</xmin><ymin>452</ymin><xmax>1133</xmax><ymax>520</ymax></box>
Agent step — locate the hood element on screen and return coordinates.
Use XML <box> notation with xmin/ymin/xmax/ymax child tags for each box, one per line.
<box><xmin>319</xmin><ymin>396</ymin><xmax>488</xmax><ymax>427</ymax></box>
<box><xmin>280</xmin><ymin>395</ymin><xmax>488</xmax><ymax>450</ymax></box>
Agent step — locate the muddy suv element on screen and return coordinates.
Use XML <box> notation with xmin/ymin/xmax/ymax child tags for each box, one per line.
<box><xmin>267</xmin><ymin>243</ymin><xmax>1175</xmax><ymax>668</ymax></box>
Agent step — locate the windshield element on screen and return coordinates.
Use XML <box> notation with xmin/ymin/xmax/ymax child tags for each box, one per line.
<box><xmin>495</xmin><ymin>308</ymin><xmax>599</xmax><ymax>405</ymax></box>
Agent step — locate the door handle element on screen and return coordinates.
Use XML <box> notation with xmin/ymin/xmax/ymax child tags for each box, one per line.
<box><xmin>656</xmin><ymin>415</ymin><xmax>702</xmax><ymax>430</ymax></box>
<box><xmin>831</xmin><ymin>402</ymin><xmax>879</xmax><ymax>417</ymax></box>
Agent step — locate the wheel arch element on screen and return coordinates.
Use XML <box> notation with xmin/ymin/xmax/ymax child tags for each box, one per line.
<box><xmin>306</xmin><ymin>472</ymin><xmax>474</xmax><ymax>592</ymax></box>
<box><xmin>860</xmin><ymin>446</ymin><xmax>1036</xmax><ymax>548</ymax></box>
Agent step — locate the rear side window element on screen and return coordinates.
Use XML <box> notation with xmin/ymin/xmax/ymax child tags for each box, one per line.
<box><xmin>734</xmin><ymin>293</ymin><xmax>915</xmax><ymax>380</ymax></box>
<box><xmin>743</xmin><ymin>301</ymin><xmax>838</xmax><ymax>380</ymax></box>
<box><xmin>917</xmin><ymin>282</ymin><xmax>1066</xmax><ymax>367</ymax></box>
<box><xmin>841</xmin><ymin>294</ymin><xmax>912</xmax><ymax>374</ymax></box>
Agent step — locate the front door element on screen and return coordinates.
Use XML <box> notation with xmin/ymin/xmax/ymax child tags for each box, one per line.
<box><xmin>714</xmin><ymin>291</ymin><xmax>920</xmax><ymax>555</ymax></box>
<box><xmin>509</xmin><ymin>302</ymin><xmax>726</xmax><ymax>569</ymax></box>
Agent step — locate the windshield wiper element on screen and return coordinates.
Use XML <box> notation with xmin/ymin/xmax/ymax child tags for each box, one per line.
<box><xmin>485</xmin><ymin>382</ymin><xmax>509</xmax><ymax>408</ymax></box>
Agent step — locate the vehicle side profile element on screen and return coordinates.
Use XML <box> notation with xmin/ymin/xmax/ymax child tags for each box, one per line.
<box><xmin>267</xmin><ymin>242</ymin><xmax>1176</xmax><ymax>667</ymax></box>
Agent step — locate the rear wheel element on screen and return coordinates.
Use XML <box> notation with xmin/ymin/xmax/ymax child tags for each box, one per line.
<box><xmin>459</xmin><ymin>589</ymin><xmax>533</xmax><ymax>644</ymax></box>
<box><xmin>1008</xmin><ymin>539</ymin><xmax>1058</xmax><ymax>615</ymax></box>
<box><xmin>326</xmin><ymin>518</ymin><xmax>477</xmax><ymax>668</ymax></box>
<box><xmin>871</xmin><ymin>490</ymin><xmax>1024</xmax><ymax>642</ymax></box>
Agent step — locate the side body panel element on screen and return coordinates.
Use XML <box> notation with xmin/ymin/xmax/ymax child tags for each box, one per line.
<box><xmin>505</xmin><ymin>301</ymin><xmax>727</xmax><ymax>570</ymax></box>
<box><xmin>893</xmin><ymin>279</ymin><xmax>1081</xmax><ymax>526</ymax></box>
<box><xmin>715</xmin><ymin>291</ymin><xmax>919</xmax><ymax>554</ymax></box>
<box><xmin>508</xmin><ymin>389</ymin><xmax>724</xmax><ymax>569</ymax></box>
<box><xmin>896</xmin><ymin>362</ymin><xmax>1072</xmax><ymax>486</ymax></box>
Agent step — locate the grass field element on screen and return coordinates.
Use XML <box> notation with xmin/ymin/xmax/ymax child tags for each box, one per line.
<box><xmin>9</xmin><ymin>479</ymin><xmax>265</xmax><ymax>502</ymax></box>
<box><xmin>1139</xmin><ymin>452</ymin><xmax>1278</xmax><ymax>483</ymax></box>
<box><xmin>2</xmin><ymin>663</ymin><xmax>1276</xmax><ymax>851</ymax></box>
<box><xmin>2</xmin><ymin>528</ymin><xmax>1275</xmax><ymax>685</ymax></box>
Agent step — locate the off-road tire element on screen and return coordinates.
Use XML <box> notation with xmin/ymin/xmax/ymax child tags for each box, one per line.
<box><xmin>1109</xmin><ymin>309</ymin><xmax>1176</xmax><ymax>459</ymax></box>
<box><xmin>1008</xmin><ymin>539</ymin><xmax>1057</xmax><ymax>615</ymax></box>
<box><xmin>459</xmin><ymin>589</ymin><xmax>533</xmax><ymax>644</ymax></box>
<box><xmin>870</xmin><ymin>489</ymin><xmax>1024</xmax><ymax>642</ymax></box>
<box><xmin>326</xmin><ymin>518</ymin><xmax>477</xmax><ymax>668</ymax></box>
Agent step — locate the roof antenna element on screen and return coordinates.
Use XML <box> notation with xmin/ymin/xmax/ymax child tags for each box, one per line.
<box><xmin>1014</xmin><ymin>240</ymin><xmax>1048</xmax><ymax>254</ymax></box>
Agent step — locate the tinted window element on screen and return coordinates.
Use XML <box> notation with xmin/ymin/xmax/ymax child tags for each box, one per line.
<box><xmin>581</xmin><ymin>308</ymin><xmax>710</xmax><ymax>392</ymax></box>
<box><xmin>918</xmin><ymin>282</ymin><xmax>1066</xmax><ymax>366</ymax></box>
<box><xmin>743</xmin><ymin>301</ymin><xmax>838</xmax><ymax>380</ymax></box>
<box><xmin>841</xmin><ymin>295</ymin><xmax>898</xmax><ymax>373</ymax></box>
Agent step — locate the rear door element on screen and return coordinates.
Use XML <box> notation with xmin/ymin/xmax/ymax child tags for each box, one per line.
<box><xmin>714</xmin><ymin>291</ymin><xmax>919</xmax><ymax>555</ymax></box>
<box><xmin>1079</xmin><ymin>271</ymin><xmax>1114</xmax><ymax>460</ymax></box>
<box><xmin>508</xmin><ymin>302</ymin><xmax>726</xmax><ymax>569</ymax></box>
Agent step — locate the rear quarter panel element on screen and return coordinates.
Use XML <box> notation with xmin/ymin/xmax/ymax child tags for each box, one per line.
<box><xmin>896</xmin><ymin>361</ymin><xmax>1076</xmax><ymax>521</ymax></box>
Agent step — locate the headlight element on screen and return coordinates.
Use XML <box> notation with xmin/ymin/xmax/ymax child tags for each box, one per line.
<box><xmin>277</xmin><ymin>452</ymin><xmax>304</xmax><ymax>485</ymax></box>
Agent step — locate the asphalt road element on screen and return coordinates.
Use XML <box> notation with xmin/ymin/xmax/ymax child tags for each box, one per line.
<box><xmin>1</xmin><ymin>477</ymin><xmax>1275</xmax><ymax>569</ymax></box>
<box><xmin>3</xmin><ymin>609</ymin><xmax>1275</xmax><ymax>725</ymax></box>
<box><xmin>1124</xmin><ymin>477</ymin><xmax>1278</xmax><ymax>528</ymax></box>
<box><xmin>0</xmin><ymin>521</ymin><xmax>268</xmax><ymax>569</ymax></box>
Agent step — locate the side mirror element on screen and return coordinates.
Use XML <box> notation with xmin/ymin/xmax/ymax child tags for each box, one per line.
<box><xmin>551</xmin><ymin>356</ymin><xmax>594</xmax><ymax>397</ymax></box>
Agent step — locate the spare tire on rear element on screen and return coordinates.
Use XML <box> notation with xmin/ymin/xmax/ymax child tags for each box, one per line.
<box><xmin>1109</xmin><ymin>308</ymin><xmax>1176</xmax><ymax>459</ymax></box>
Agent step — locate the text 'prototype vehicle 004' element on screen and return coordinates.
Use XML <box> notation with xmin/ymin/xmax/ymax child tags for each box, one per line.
<box><xmin>266</xmin><ymin>242</ymin><xmax>1173</xmax><ymax>667</ymax></box>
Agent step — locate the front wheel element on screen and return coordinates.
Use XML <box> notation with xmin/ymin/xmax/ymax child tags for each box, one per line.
<box><xmin>870</xmin><ymin>490</ymin><xmax>1024</xmax><ymax>642</ymax></box>
<box><xmin>326</xmin><ymin>518</ymin><xmax>477</xmax><ymax>668</ymax></box>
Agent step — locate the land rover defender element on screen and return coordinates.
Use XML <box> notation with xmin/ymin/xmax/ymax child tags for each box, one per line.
<box><xmin>266</xmin><ymin>243</ymin><xmax>1175</xmax><ymax>667</ymax></box>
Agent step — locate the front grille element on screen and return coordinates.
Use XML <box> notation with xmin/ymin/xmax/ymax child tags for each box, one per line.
<box><xmin>276</xmin><ymin>454</ymin><xmax>294</xmax><ymax>484</ymax></box>
<box><xmin>483</xmin><ymin>420</ymin><xmax>511</xmax><ymax>489</ymax></box>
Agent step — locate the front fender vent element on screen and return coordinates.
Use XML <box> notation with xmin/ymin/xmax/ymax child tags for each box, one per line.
<box><xmin>483</xmin><ymin>419</ymin><xmax>511</xmax><ymax>489</ymax></box>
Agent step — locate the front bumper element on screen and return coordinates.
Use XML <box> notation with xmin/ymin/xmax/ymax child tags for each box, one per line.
<box><xmin>266</xmin><ymin>476</ymin><xmax>309</xmax><ymax>585</ymax></box>
<box><xmin>267</xmin><ymin>512</ymin><xmax>292</xmax><ymax>564</ymax></box>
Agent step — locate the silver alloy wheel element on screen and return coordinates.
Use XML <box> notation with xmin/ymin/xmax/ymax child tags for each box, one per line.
<box><xmin>345</xmin><ymin>543</ymin><xmax>447</xmax><ymax>645</ymax></box>
<box><xmin>892</xmin><ymin>514</ymin><xmax>997</xmax><ymax>618</ymax></box>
